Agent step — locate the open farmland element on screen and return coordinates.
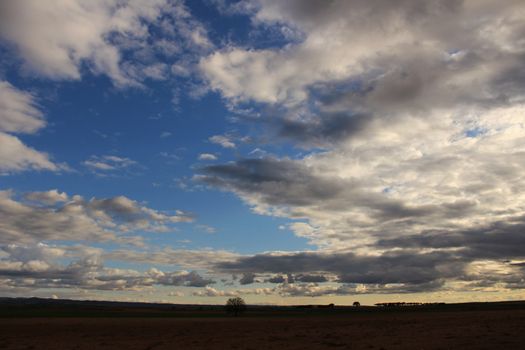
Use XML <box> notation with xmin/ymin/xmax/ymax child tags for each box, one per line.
<box><xmin>1</xmin><ymin>299</ymin><xmax>524</xmax><ymax>349</ymax></box>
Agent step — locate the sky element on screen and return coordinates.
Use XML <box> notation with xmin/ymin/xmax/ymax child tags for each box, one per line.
<box><xmin>1</xmin><ymin>0</ymin><xmax>525</xmax><ymax>305</ymax></box>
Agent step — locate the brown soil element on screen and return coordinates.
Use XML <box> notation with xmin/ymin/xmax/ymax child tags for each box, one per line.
<box><xmin>1</xmin><ymin>309</ymin><xmax>524</xmax><ymax>349</ymax></box>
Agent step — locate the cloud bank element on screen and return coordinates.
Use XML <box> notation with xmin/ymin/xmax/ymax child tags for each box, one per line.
<box><xmin>195</xmin><ymin>0</ymin><xmax>525</xmax><ymax>296</ymax></box>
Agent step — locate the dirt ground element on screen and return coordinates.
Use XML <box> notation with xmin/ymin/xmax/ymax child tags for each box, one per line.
<box><xmin>1</xmin><ymin>309</ymin><xmax>524</xmax><ymax>349</ymax></box>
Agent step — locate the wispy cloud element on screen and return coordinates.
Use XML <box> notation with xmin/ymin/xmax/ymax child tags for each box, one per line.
<box><xmin>196</xmin><ymin>224</ymin><xmax>216</xmax><ymax>234</ymax></box>
<box><xmin>83</xmin><ymin>155</ymin><xmax>140</xmax><ymax>176</ymax></box>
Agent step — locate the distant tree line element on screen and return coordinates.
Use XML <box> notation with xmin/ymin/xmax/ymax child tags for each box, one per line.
<box><xmin>375</xmin><ymin>302</ymin><xmax>446</xmax><ymax>307</ymax></box>
<box><xmin>294</xmin><ymin>303</ymin><xmax>335</xmax><ymax>309</ymax></box>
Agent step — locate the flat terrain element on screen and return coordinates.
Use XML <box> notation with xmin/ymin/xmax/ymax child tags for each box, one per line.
<box><xmin>1</xmin><ymin>308</ymin><xmax>525</xmax><ymax>349</ymax></box>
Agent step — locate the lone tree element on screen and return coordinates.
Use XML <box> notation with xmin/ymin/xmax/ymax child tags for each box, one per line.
<box><xmin>225</xmin><ymin>297</ymin><xmax>247</xmax><ymax>316</ymax></box>
<box><xmin>353</xmin><ymin>301</ymin><xmax>361</xmax><ymax>307</ymax></box>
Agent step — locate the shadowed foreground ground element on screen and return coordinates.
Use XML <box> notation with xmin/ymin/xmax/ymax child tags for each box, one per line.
<box><xmin>1</xmin><ymin>309</ymin><xmax>525</xmax><ymax>349</ymax></box>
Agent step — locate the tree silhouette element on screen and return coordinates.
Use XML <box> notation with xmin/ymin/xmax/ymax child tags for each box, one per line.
<box><xmin>225</xmin><ymin>297</ymin><xmax>246</xmax><ymax>316</ymax></box>
<box><xmin>353</xmin><ymin>301</ymin><xmax>360</xmax><ymax>307</ymax></box>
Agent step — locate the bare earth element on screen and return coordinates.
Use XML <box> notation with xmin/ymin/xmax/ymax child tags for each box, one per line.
<box><xmin>1</xmin><ymin>309</ymin><xmax>524</xmax><ymax>349</ymax></box>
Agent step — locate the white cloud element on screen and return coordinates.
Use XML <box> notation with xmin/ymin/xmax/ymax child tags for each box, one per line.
<box><xmin>24</xmin><ymin>190</ymin><xmax>68</xmax><ymax>205</ymax></box>
<box><xmin>0</xmin><ymin>133</ymin><xmax>58</xmax><ymax>173</ymax></box>
<box><xmin>209</xmin><ymin>135</ymin><xmax>235</xmax><ymax>148</ymax></box>
<box><xmin>171</xmin><ymin>63</ymin><xmax>191</xmax><ymax>77</ymax></box>
<box><xmin>192</xmin><ymin>286</ymin><xmax>237</xmax><ymax>297</ymax></box>
<box><xmin>198</xmin><ymin>153</ymin><xmax>218</xmax><ymax>161</ymax></box>
<box><xmin>0</xmin><ymin>81</ymin><xmax>44</xmax><ymax>133</ymax></box>
<box><xmin>0</xmin><ymin>0</ymin><xmax>212</xmax><ymax>87</ymax></box>
<box><xmin>0</xmin><ymin>0</ymin><xmax>162</xmax><ymax>85</ymax></box>
<box><xmin>191</xmin><ymin>285</ymin><xmax>275</xmax><ymax>297</ymax></box>
<box><xmin>0</xmin><ymin>81</ymin><xmax>59</xmax><ymax>173</ymax></box>
<box><xmin>143</xmin><ymin>63</ymin><xmax>169</xmax><ymax>81</ymax></box>
<box><xmin>277</xmin><ymin>283</ymin><xmax>349</xmax><ymax>297</ymax></box>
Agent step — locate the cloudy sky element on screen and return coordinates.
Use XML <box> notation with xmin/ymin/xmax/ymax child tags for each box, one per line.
<box><xmin>1</xmin><ymin>0</ymin><xmax>525</xmax><ymax>305</ymax></box>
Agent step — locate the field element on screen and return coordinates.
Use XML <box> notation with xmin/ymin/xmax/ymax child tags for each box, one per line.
<box><xmin>1</xmin><ymin>299</ymin><xmax>525</xmax><ymax>349</ymax></box>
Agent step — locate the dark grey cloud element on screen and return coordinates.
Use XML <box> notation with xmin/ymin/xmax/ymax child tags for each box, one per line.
<box><xmin>198</xmin><ymin>157</ymin><xmax>345</xmax><ymax>206</ymax></box>
<box><xmin>277</xmin><ymin>112</ymin><xmax>370</xmax><ymax>147</ymax></box>
<box><xmin>294</xmin><ymin>274</ymin><xmax>327</xmax><ymax>283</ymax></box>
<box><xmin>377</xmin><ymin>216</ymin><xmax>525</xmax><ymax>260</ymax></box>
<box><xmin>265</xmin><ymin>274</ymin><xmax>326</xmax><ymax>284</ymax></box>
<box><xmin>239</xmin><ymin>272</ymin><xmax>256</xmax><ymax>285</ymax></box>
<box><xmin>215</xmin><ymin>230</ymin><xmax>525</xmax><ymax>293</ymax></box>
<box><xmin>275</xmin><ymin>279</ymin><xmax>447</xmax><ymax>297</ymax></box>
<box><xmin>217</xmin><ymin>250</ymin><xmax>461</xmax><ymax>287</ymax></box>
<box><xmin>266</xmin><ymin>275</ymin><xmax>286</xmax><ymax>283</ymax></box>
<box><xmin>173</xmin><ymin>271</ymin><xmax>215</xmax><ymax>288</ymax></box>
